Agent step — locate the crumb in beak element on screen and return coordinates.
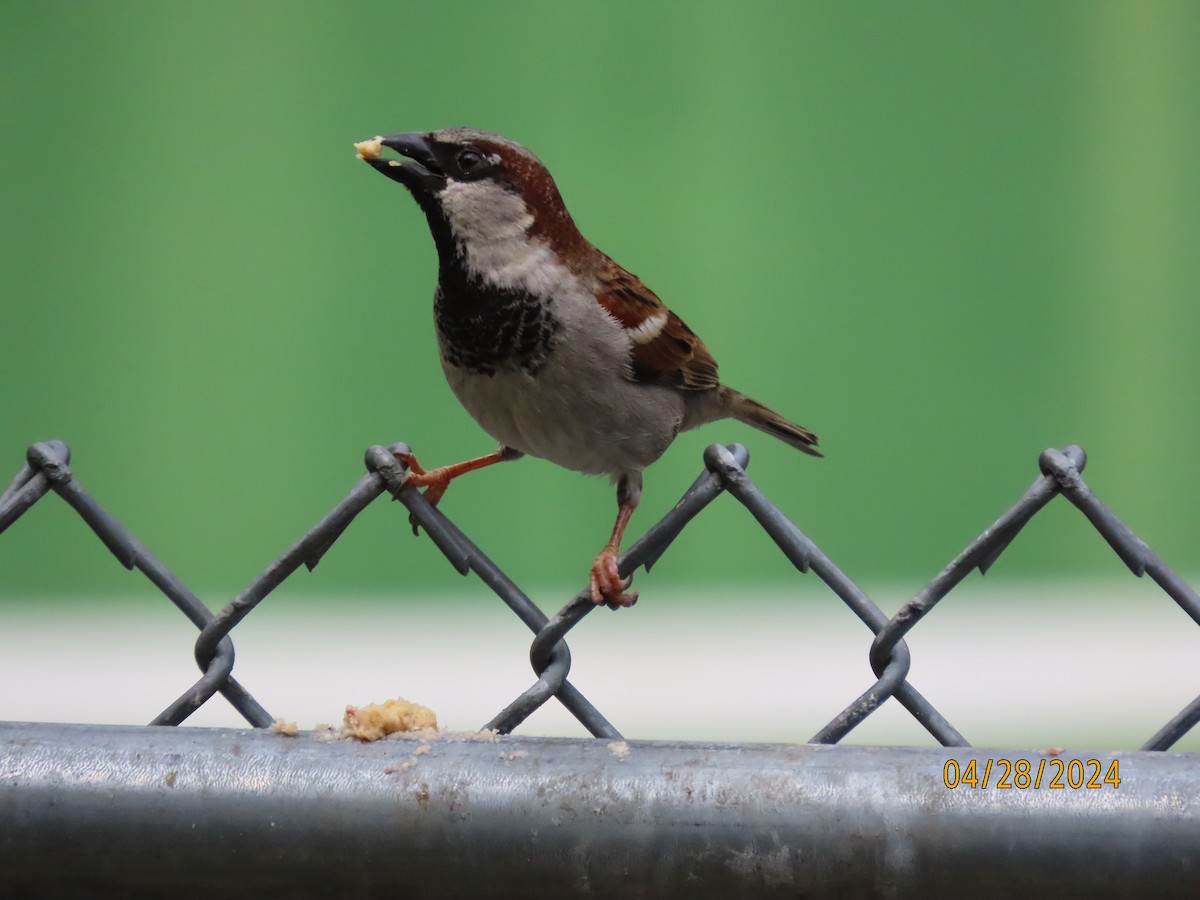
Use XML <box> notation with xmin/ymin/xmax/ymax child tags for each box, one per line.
<box><xmin>354</xmin><ymin>136</ymin><xmax>384</xmax><ymax>161</ymax></box>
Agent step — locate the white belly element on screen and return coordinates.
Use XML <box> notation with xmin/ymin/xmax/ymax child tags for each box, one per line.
<box><xmin>442</xmin><ymin>347</ymin><xmax>684</xmax><ymax>477</ymax></box>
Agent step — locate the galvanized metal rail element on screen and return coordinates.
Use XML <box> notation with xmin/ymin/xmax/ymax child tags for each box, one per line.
<box><xmin>1</xmin><ymin>721</ymin><xmax>1196</xmax><ymax>899</ymax></box>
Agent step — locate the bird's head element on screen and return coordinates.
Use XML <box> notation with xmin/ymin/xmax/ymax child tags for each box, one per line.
<box><xmin>355</xmin><ymin>128</ymin><xmax>592</xmax><ymax>286</ymax></box>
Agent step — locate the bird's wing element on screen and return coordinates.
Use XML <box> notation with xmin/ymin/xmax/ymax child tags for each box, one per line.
<box><xmin>594</xmin><ymin>258</ymin><xmax>720</xmax><ymax>391</ymax></box>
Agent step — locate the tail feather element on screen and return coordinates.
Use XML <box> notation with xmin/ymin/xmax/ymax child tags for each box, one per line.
<box><xmin>724</xmin><ymin>388</ymin><xmax>822</xmax><ymax>457</ymax></box>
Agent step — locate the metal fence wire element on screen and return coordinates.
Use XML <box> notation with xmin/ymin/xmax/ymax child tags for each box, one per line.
<box><xmin>2</xmin><ymin>439</ymin><xmax>1198</xmax><ymax>750</ymax></box>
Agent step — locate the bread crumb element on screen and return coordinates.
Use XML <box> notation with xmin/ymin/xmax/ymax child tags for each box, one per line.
<box><xmin>608</xmin><ymin>740</ymin><xmax>630</xmax><ymax>760</ymax></box>
<box><xmin>311</xmin><ymin>723</ymin><xmax>340</xmax><ymax>743</ymax></box>
<box><xmin>467</xmin><ymin>729</ymin><xmax>499</xmax><ymax>743</ymax></box>
<box><xmin>354</xmin><ymin>136</ymin><xmax>384</xmax><ymax>161</ymax></box>
<box><xmin>343</xmin><ymin>696</ymin><xmax>437</xmax><ymax>742</ymax></box>
<box><xmin>385</xmin><ymin>745</ymin><xmax>432</xmax><ymax>775</ymax></box>
<box><xmin>431</xmin><ymin>729</ymin><xmax>500</xmax><ymax>743</ymax></box>
<box><xmin>270</xmin><ymin>718</ymin><xmax>298</xmax><ymax>736</ymax></box>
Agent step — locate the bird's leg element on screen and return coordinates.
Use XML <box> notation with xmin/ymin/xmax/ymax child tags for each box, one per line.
<box><xmin>393</xmin><ymin>446</ymin><xmax>522</xmax><ymax>535</ymax></box>
<box><xmin>589</xmin><ymin>472</ymin><xmax>642</xmax><ymax>609</ymax></box>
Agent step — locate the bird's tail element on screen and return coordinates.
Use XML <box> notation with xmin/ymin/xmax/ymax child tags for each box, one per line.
<box><xmin>723</xmin><ymin>388</ymin><xmax>822</xmax><ymax>457</ymax></box>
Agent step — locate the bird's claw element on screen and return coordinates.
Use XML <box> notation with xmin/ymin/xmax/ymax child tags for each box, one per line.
<box><xmin>590</xmin><ymin>550</ymin><xmax>637</xmax><ymax>609</ymax></box>
<box><xmin>388</xmin><ymin>484</ymin><xmax>425</xmax><ymax>536</ymax></box>
<box><xmin>390</xmin><ymin>452</ymin><xmax>451</xmax><ymax>537</ymax></box>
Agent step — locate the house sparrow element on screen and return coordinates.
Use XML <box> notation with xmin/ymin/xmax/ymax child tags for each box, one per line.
<box><xmin>355</xmin><ymin>128</ymin><xmax>820</xmax><ymax>608</ymax></box>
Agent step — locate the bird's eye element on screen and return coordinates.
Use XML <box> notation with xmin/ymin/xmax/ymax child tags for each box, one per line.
<box><xmin>457</xmin><ymin>149</ymin><xmax>484</xmax><ymax>172</ymax></box>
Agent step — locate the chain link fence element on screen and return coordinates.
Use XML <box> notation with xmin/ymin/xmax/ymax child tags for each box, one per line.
<box><xmin>2</xmin><ymin>438</ymin><xmax>1198</xmax><ymax>749</ymax></box>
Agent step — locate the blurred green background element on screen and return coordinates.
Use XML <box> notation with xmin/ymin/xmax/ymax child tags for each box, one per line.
<box><xmin>3</xmin><ymin>1</ymin><xmax>1199</xmax><ymax>603</ymax></box>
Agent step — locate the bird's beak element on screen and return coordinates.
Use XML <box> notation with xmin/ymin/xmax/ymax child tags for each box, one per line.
<box><xmin>354</xmin><ymin>132</ymin><xmax>445</xmax><ymax>192</ymax></box>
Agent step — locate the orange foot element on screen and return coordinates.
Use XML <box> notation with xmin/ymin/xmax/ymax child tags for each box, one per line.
<box><xmin>392</xmin><ymin>451</ymin><xmax>454</xmax><ymax>535</ymax></box>
<box><xmin>589</xmin><ymin>547</ymin><xmax>637</xmax><ymax>610</ymax></box>
<box><xmin>389</xmin><ymin>446</ymin><xmax>521</xmax><ymax>536</ymax></box>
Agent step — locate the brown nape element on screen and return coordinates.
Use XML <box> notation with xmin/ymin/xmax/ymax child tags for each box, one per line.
<box><xmin>481</xmin><ymin>139</ymin><xmax>593</xmax><ymax>266</ymax></box>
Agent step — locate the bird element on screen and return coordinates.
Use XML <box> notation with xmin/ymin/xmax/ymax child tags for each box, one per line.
<box><xmin>354</xmin><ymin>128</ymin><xmax>820</xmax><ymax>609</ymax></box>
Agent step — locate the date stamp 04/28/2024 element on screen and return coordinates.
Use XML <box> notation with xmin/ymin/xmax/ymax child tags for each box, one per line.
<box><xmin>942</xmin><ymin>757</ymin><xmax>1122</xmax><ymax>790</ymax></box>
